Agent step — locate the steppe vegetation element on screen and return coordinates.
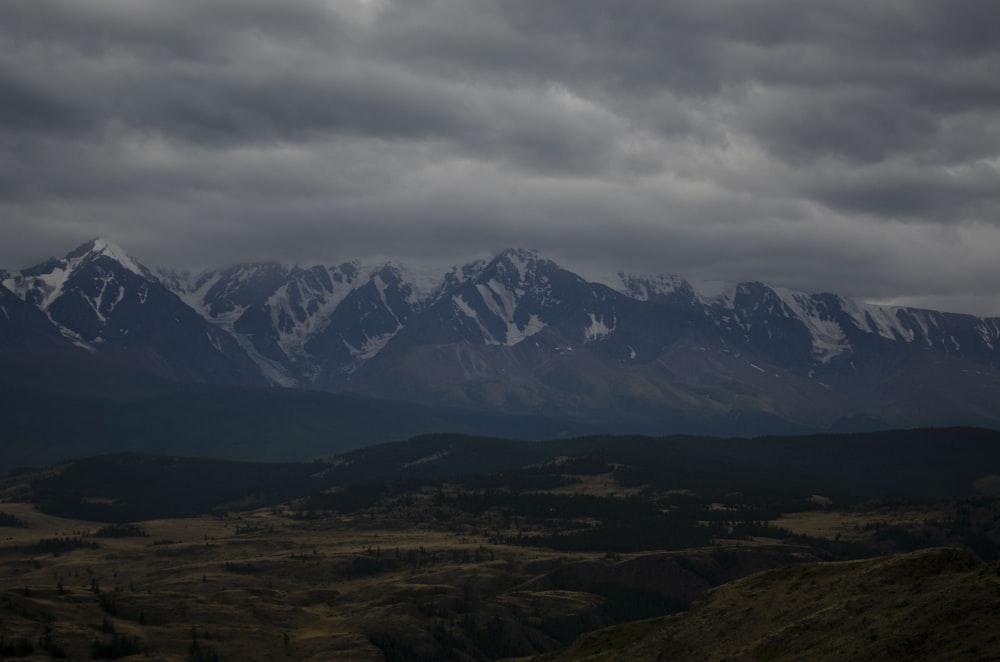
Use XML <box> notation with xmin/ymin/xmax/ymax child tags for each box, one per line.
<box><xmin>1</xmin><ymin>428</ymin><xmax>999</xmax><ymax>660</ymax></box>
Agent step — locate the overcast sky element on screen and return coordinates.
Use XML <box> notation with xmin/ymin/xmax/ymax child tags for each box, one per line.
<box><xmin>3</xmin><ymin>1</ymin><xmax>1000</xmax><ymax>315</ymax></box>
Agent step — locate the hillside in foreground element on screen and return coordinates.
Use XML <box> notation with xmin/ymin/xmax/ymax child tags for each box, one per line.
<box><xmin>544</xmin><ymin>547</ymin><xmax>1000</xmax><ymax>661</ymax></box>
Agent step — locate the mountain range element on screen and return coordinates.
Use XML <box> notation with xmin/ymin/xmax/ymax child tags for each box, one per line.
<box><xmin>3</xmin><ymin>238</ymin><xmax>999</xmax><ymax>440</ymax></box>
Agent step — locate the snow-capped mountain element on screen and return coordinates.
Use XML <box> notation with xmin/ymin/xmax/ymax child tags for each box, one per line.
<box><xmin>394</xmin><ymin>249</ymin><xmax>600</xmax><ymax>348</ymax></box>
<box><xmin>5</xmin><ymin>239</ymin><xmax>1000</xmax><ymax>435</ymax></box>
<box><xmin>161</xmin><ymin>260</ymin><xmax>431</xmax><ymax>385</ymax></box>
<box><xmin>705</xmin><ymin>281</ymin><xmax>1000</xmax><ymax>372</ymax></box>
<box><xmin>2</xmin><ymin>239</ymin><xmax>265</xmax><ymax>385</ymax></box>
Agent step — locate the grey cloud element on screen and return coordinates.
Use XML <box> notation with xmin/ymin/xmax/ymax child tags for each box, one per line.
<box><xmin>2</xmin><ymin>0</ymin><xmax>1000</xmax><ymax>316</ymax></box>
<box><xmin>736</xmin><ymin>85</ymin><xmax>942</xmax><ymax>165</ymax></box>
<box><xmin>805</xmin><ymin>162</ymin><xmax>1000</xmax><ymax>223</ymax></box>
<box><xmin>0</xmin><ymin>69</ymin><xmax>92</xmax><ymax>134</ymax></box>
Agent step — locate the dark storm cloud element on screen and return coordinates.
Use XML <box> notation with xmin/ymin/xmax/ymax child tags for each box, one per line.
<box><xmin>2</xmin><ymin>0</ymin><xmax>1000</xmax><ymax>315</ymax></box>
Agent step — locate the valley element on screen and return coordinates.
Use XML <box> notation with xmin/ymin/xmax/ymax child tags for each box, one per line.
<box><xmin>2</xmin><ymin>428</ymin><xmax>999</xmax><ymax>660</ymax></box>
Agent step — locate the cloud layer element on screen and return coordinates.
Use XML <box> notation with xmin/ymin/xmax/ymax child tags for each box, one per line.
<box><xmin>3</xmin><ymin>0</ymin><xmax>1000</xmax><ymax>314</ymax></box>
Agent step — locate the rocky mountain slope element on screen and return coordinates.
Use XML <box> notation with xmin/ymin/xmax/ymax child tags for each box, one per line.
<box><xmin>4</xmin><ymin>239</ymin><xmax>1000</xmax><ymax>436</ymax></box>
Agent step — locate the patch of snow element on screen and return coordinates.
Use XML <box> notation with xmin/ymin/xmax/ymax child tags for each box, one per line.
<box><xmin>909</xmin><ymin>310</ymin><xmax>933</xmax><ymax>345</ymax></box>
<box><xmin>206</xmin><ymin>329</ymin><xmax>223</xmax><ymax>354</ymax></box>
<box><xmin>501</xmin><ymin>248</ymin><xmax>539</xmax><ymax>282</ymax></box>
<box><xmin>479</xmin><ymin>280</ymin><xmax>519</xmax><ymax>320</ymax></box>
<box><xmin>505</xmin><ymin>314</ymin><xmax>546</xmax><ymax>346</ymax></box>
<box><xmin>344</xmin><ymin>330</ymin><xmax>398</xmax><ymax>360</ymax></box>
<box><xmin>858</xmin><ymin>304</ymin><xmax>916</xmax><ymax>342</ymax></box>
<box><xmin>772</xmin><ymin>287</ymin><xmax>850</xmax><ymax>362</ymax></box>
<box><xmin>475</xmin><ymin>278</ymin><xmax>545</xmax><ymax>345</ymax></box>
<box><xmin>169</xmin><ymin>270</ymin><xmax>223</xmax><ymax>319</ymax></box>
<box><xmin>111</xmin><ymin>280</ymin><xmax>126</xmax><ymax>310</ymax></box>
<box><xmin>372</xmin><ymin>272</ymin><xmax>403</xmax><ymax>326</ymax></box>
<box><xmin>162</xmin><ymin>265</ymin><xmax>302</xmax><ymax>384</ymax></box>
<box><xmin>28</xmin><ymin>264</ymin><xmax>72</xmax><ymax>311</ymax></box>
<box><xmin>91</xmin><ymin>239</ymin><xmax>145</xmax><ymax>276</ymax></box>
<box><xmin>452</xmin><ymin>294</ymin><xmax>477</xmax><ymax>319</ymax></box>
<box><xmin>391</xmin><ymin>261</ymin><xmax>450</xmax><ymax>306</ymax></box>
<box><xmin>269</xmin><ymin>269</ymin><xmax>358</xmax><ymax>359</ymax></box>
<box><xmin>977</xmin><ymin>319</ymin><xmax>1000</xmax><ymax>350</ymax></box>
<box><xmin>89</xmin><ymin>271</ymin><xmax>127</xmax><ymax>327</ymax></box>
<box><xmin>453</xmin><ymin>294</ymin><xmax>498</xmax><ymax>344</ymax></box>
<box><xmin>227</xmin><ymin>331</ymin><xmax>297</xmax><ymax>386</ymax></box>
<box><xmin>584</xmin><ymin>312</ymin><xmax>616</xmax><ymax>341</ymax></box>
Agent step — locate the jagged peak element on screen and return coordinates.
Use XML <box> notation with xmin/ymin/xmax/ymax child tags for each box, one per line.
<box><xmin>479</xmin><ymin>248</ymin><xmax>567</xmax><ymax>285</ymax></box>
<box><xmin>735</xmin><ymin>280</ymin><xmax>776</xmax><ymax>298</ymax></box>
<box><xmin>704</xmin><ymin>280</ymin><xmax>792</xmax><ymax>309</ymax></box>
<box><xmin>495</xmin><ymin>247</ymin><xmax>541</xmax><ymax>262</ymax></box>
<box><xmin>495</xmin><ymin>247</ymin><xmax>545</xmax><ymax>268</ymax></box>
<box><xmin>67</xmin><ymin>238</ymin><xmax>147</xmax><ymax>277</ymax></box>
<box><xmin>6</xmin><ymin>238</ymin><xmax>152</xmax><ymax>311</ymax></box>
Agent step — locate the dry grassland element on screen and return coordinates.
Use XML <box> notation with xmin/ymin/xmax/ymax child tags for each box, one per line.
<box><xmin>544</xmin><ymin>548</ymin><xmax>1000</xmax><ymax>662</ymax></box>
<box><xmin>0</xmin><ymin>501</ymin><xmax>586</xmax><ymax>661</ymax></box>
<box><xmin>778</xmin><ymin>504</ymin><xmax>946</xmax><ymax>541</ymax></box>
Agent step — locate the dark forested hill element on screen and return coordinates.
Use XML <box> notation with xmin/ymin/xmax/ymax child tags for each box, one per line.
<box><xmin>14</xmin><ymin>427</ymin><xmax>1000</xmax><ymax>523</ymax></box>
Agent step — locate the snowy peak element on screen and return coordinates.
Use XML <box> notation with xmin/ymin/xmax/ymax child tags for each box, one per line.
<box><xmin>4</xmin><ymin>238</ymin><xmax>151</xmax><ymax>313</ymax></box>
<box><xmin>268</xmin><ymin>263</ymin><xmax>362</xmax><ymax>339</ymax></box>
<box><xmin>297</xmin><ymin>261</ymin><xmax>427</xmax><ymax>375</ymax></box>
<box><xmin>67</xmin><ymin>238</ymin><xmax>148</xmax><ymax>278</ymax></box>
<box><xmin>480</xmin><ymin>248</ymin><xmax>567</xmax><ymax>285</ymax></box>
<box><xmin>437</xmin><ymin>249</ymin><xmax>595</xmax><ymax>347</ymax></box>
<box><xmin>710</xmin><ymin>281</ymin><xmax>856</xmax><ymax>364</ymax></box>
<box><xmin>617</xmin><ymin>272</ymin><xmax>695</xmax><ymax>304</ymax></box>
<box><xmin>1</xmin><ymin>239</ymin><xmax>268</xmax><ymax>387</ymax></box>
<box><xmin>489</xmin><ymin>248</ymin><xmax>543</xmax><ymax>280</ymax></box>
<box><xmin>438</xmin><ymin>258</ymin><xmax>489</xmax><ymax>296</ymax></box>
<box><xmin>366</xmin><ymin>264</ymin><xmax>421</xmax><ymax>327</ymax></box>
<box><xmin>703</xmin><ymin>280</ymin><xmax>1000</xmax><ymax>368</ymax></box>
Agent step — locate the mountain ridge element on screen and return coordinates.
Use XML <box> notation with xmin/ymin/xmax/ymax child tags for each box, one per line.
<box><xmin>3</xmin><ymin>238</ymin><xmax>999</xmax><ymax>437</ymax></box>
